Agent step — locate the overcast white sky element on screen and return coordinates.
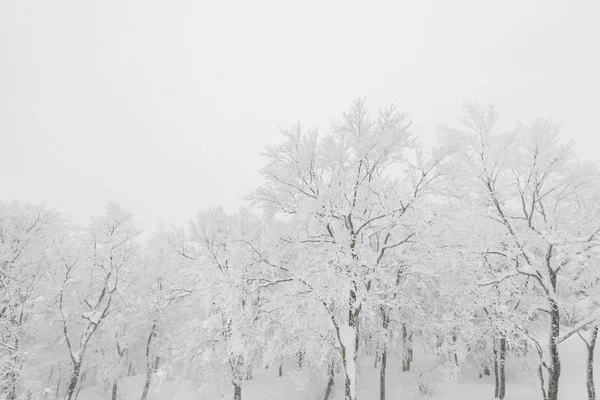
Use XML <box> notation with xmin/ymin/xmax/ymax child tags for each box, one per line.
<box><xmin>1</xmin><ymin>0</ymin><xmax>599</xmax><ymax>232</ymax></box>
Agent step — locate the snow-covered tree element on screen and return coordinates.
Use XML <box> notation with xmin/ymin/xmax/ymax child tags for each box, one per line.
<box><xmin>0</xmin><ymin>201</ymin><xmax>62</xmax><ymax>400</ymax></box>
<box><xmin>53</xmin><ymin>203</ymin><xmax>140</xmax><ymax>400</ymax></box>
<box><xmin>441</xmin><ymin>102</ymin><xmax>600</xmax><ymax>400</ymax></box>
<box><xmin>249</xmin><ymin>99</ymin><xmax>455</xmax><ymax>400</ymax></box>
<box><xmin>164</xmin><ymin>208</ymin><xmax>275</xmax><ymax>400</ymax></box>
<box><xmin>136</xmin><ymin>226</ymin><xmax>195</xmax><ymax>400</ymax></box>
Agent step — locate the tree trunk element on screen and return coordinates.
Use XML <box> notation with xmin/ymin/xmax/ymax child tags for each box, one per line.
<box><xmin>380</xmin><ymin>307</ymin><xmax>389</xmax><ymax>400</ymax></box>
<box><xmin>140</xmin><ymin>372</ymin><xmax>151</xmax><ymax>400</ymax></box>
<box><xmin>323</xmin><ymin>362</ymin><xmax>335</xmax><ymax>400</ymax></box>
<box><xmin>73</xmin><ymin>368</ymin><xmax>86</xmax><ymax>400</ymax></box>
<box><xmin>586</xmin><ymin>326</ymin><xmax>598</xmax><ymax>400</ymax></box>
<box><xmin>111</xmin><ymin>381</ymin><xmax>118</xmax><ymax>400</ymax></box>
<box><xmin>538</xmin><ymin>364</ymin><xmax>548</xmax><ymax>400</ymax></box>
<box><xmin>452</xmin><ymin>332</ymin><xmax>459</xmax><ymax>366</ymax></box>
<box><xmin>139</xmin><ymin>359</ymin><xmax>156</xmax><ymax>400</ymax></box>
<box><xmin>498</xmin><ymin>335</ymin><xmax>506</xmax><ymax>399</ymax></box>
<box><xmin>342</xmin><ymin>232</ymin><xmax>360</xmax><ymax>400</ymax></box>
<box><xmin>246</xmin><ymin>361</ymin><xmax>253</xmax><ymax>380</ymax></box>
<box><xmin>278</xmin><ymin>358</ymin><xmax>283</xmax><ymax>378</ymax></box>
<box><xmin>3</xmin><ymin>335</ymin><xmax>20</xmax><ymax>400</ymax></box>
<box><xmin>140</xmin><ymin>322</ymin><xmax>158</xmax><ymax>400</ymax></box>
<box><xmin>380</xmin><ymin>346</ymin><xmax>387</xmax><ymax>400</ymax></box>
<box><xmin>297</xmin><ymin>350</ymin><xmax>305</xmax><ymax>370</ymax></box>
<box><xmin>547</xmin><ymin>300</ymin><xmax>561</xmax><ymax>400</ymax></box>
<box><xmin>341</xmin><ymin>331</ymin><xmax>357</xmax><ymax>400</ymax></box>
<box><xmin>233</xmin><ymin>382</ymin><xmax>242</xmax><ymax>400</ymax></box>
<box><xmin>3</xmin><ymin>342</ymin><xmax>19</xmax><ymax>400</ymax></box>
<box><xmin>409</xmin><ymin>332</ymin><xmax>414</xmax><ymax>366</ymax></box>
<box><xmin>63</xmin><ymin>361</ymin><xmax>82</xmax><ymax>400</ymax></box>
<box><xmin>402</xmin><ymin>324</ymin><xmax>412</xmax><ymax>372</ymax></box>
<box><xmin>339</xmin><ymin>286</ymin><xmax>360</xmax><ymax>400</ymax></box>
<box><xmin>493</xmin><ymin>338</ymin><xmax>499</xmax><ymax>399</ymax></box>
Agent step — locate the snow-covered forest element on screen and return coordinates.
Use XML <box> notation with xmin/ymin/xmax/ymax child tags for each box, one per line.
<box><xmin>2</xmin><ymin>100</ymin><xmax>600</xmax><ymax>400</ymax></box>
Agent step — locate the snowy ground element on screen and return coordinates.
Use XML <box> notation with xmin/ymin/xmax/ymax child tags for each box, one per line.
<box><xmin>80</xmin><ymin>335</ymin><xmax>596</xmax><ymax>399</ymax></box>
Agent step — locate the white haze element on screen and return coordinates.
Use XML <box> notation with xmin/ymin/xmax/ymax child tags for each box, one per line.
<box><xmin>1</xmin><ymin>0</ymin><xmax>599</xmax><ymax>232</ymax></box>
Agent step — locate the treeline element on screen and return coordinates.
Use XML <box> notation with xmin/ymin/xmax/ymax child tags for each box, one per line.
<box><xmin>2</xmin><ymin>100</ymin><xmax>600</xmax><ymax>400</ymax></box>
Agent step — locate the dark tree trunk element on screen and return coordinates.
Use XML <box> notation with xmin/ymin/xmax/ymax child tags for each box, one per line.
<box><xmin>111</xmin><ymin>381</ymin><xmax>118</xmax><ymax>400</ymax></box>
<box><xmin>586</xmin><ymin>326</ymin><xmax>598</xmax><ymax>400</ymax></box>
<box><xmin>233</xmin><ymin>382</ymin><xmax>242</xmax><ymax>400</ymax></box>
<box><xmin>380</xmin><ymin>346</ymin><xmax>387</xmax><ymax>400</ymax></box>
<box><xmin>140</xmin><ymin>370</ymin><xmax>152</xmax><ymax>400</ymax></box>
<box><xmin>452</xmin><ymin>332</ymin><xmax>459</xmax><ymax>366</ymax></box>
<box><xmin>297</xmin><ymin>350</ymin><xmax>305</xmax><ymax>369</ymax></box>
<box><xmin>380</xmin><ymin>306</ymin><xmax>389</xmax><ymax>400</ymax></box>
<box><xmin>342</xmin><ymin>231</ymin><xmax>361</xmax><ymax>400</ymax></box>
<box><xmin>493</xmin><ymin>338</ymin><xmax>499</xmax><ymax>399</ymax></box>
<box><xmin>139</xmin><ymin>358</ymin><xmax>158</xmax><ymax>400</ymax></box>
<box><xmin>4</xmin><ymin>336</ymin><xmax>20</xmax><ymax>400</ymax></box>
<box><xmin>63</xmin><ymin>362</ymin><xmax>82</xmax><ymax>400</ymax></box>
<box><xmin>342</xmin><ymin>341</ymin><xmax>355</xmax><ymax>400</ymax></box>
<box><xmin>547</xmin><ymin>300</ymin><xmax>561</xmax><ymax>400</ymax></box>
<box><xmin>73</xmin><ymin>368</ymin><xmax>86</xmax><ymax>400</ymax></box>
<box><xmin>498</xmin><ymin>335</ymin><xmax>506</xmax><ymax>399</ymax></box>
<box><xmin>402</xmin><ymin>324</ymin><xmax>412</xmax><ymax>372</ymax></box>
<box><xmin>323</xmin><ymin>362</ymin><xmax>335</xmax><ymax>400</ymax></box>
<box><xmin>246</xmin><ymin>361</ymin><xmax>253</xmax><ymax>380</ymax></box>
<box><xmin>408</xmin><ymin>330</ymin><xmax>414</xmax><ymax>364</ymax></box>
<box><xmin>278</xmin><ymin>359</ymin><xmax>283</xmax><ymax>378</ymax></box>
<box><xmin>140</xmin><ymin>321</ymin><xmax>158</xmax><ymax>400</ymax></box>
<box><xmin>538</xmin><ymin>364</ymin><xmax>548</xmax><ymax>400</ymax></box>
<box><xmin>4</xmin><ymin>343</ymin><xmax>19</xmax><ymax>400</ymax></box>
<box><xmin>340</xmin><ymin>285</ymin><xmax>360</xmax><ymax>400</ymax></box>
